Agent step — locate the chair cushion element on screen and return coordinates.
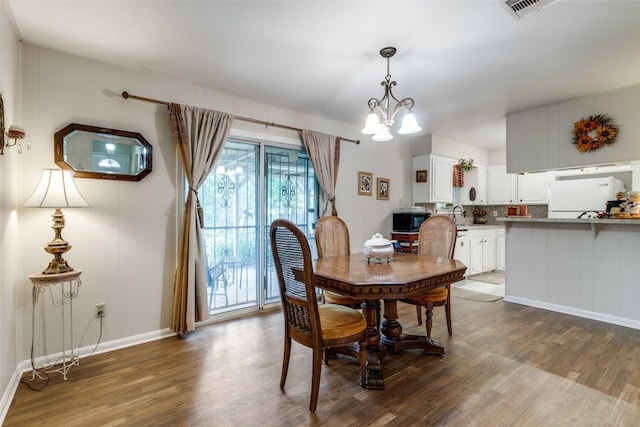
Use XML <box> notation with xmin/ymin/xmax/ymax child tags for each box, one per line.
<box><xmin>318</xmin><ymin>304</ymin><xmax>367</xmax><ymax>340</ymax></box>
<box><xmin>403</xmin><ymin>287</ymin><xmax>448</xmax><ymax>304</ymax></box>
<box><xmin>324</xmin><ymin>290</ymin><xmax>361</xmax><ymax>307</ymax></box>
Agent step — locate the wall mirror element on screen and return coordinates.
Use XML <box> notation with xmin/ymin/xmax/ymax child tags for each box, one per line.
<box><xmin>54</xmin><ymin>123</ymin><xmax>152</xmax><ymax>181</ymax></box>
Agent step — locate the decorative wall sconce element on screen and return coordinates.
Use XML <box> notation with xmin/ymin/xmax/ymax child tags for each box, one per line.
<box><xmin>2</xmin><ymin>125</ymin><xmax>30</xmax><ymax>154</ymax></box>
<box><xmin>1</xmin><ymin>93</ymin><xmax>30</xmax><ymax>155</ymax></box>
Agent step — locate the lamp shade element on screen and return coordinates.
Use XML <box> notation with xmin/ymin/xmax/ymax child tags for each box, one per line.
<box><xmin>23</xmin><ymin>169</ymin><xmax>91</xmax><ymax>208</ymax></box>
<box><xmin>397</xmin><ymin>111</ymin><xmax>422</xmax><ymax>135</ymax></box>
<box><xmin>372</xmin><ymin>128</ymin><xmax>393</xmax><ymax>142</ymax></box>
<box><xmin>361</xmin><ymin>112</ymin><xmax>383</xmax><ymax>134</ymax></box>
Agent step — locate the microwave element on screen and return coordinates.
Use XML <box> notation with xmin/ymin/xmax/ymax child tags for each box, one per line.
<box><xmin>392</xmin><ymin>212</ymin><xmax>431</xmax><ymax>232</ymax></box>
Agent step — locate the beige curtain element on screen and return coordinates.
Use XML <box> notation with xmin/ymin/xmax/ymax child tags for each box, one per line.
<box><xmin>168</xmin><ymin>103</ymin><xmax>233</xmax><ymax>335</ymax></box>
<box><xmin>302</xmin><ymin>130</ymin><xmax>340</xmax><ymax>216</ymax></box>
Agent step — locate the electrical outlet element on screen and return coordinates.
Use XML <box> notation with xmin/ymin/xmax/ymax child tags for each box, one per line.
<box><xmin>493</xmin><ymin>210</ymin><xmax>498</xmax><ymax>217</ymax></box>
<box><xmin>95</xmin><ymin>303</ymin><xmax>106</xmax><ymax>318</ymax></box>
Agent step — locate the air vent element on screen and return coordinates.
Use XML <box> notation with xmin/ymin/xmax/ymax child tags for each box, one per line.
<box><xmin>501</xmin><ymin>0</ymin><xmax>558</xmax><ymax>19</ymax></box>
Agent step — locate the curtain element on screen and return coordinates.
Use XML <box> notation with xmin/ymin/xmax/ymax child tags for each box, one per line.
<box><xmin>301</xmin><ymin>130</ymin><xmax>340</xmax><ymax>216</ymax></box>
<box><xmin>452</xmin><ymin>164</ymin><xmax>464</xmax><ymax>188</ymax></box>
<box><xmin>168</xmin><ymin>103</ymin><xmax>233</xmax><ymax>335</ymax></box>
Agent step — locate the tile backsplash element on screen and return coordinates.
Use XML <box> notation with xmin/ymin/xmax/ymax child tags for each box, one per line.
<box><xmin>414</xmin><ymin>203</ymin><xmax>548</xmax><ymax>225</ymax></box>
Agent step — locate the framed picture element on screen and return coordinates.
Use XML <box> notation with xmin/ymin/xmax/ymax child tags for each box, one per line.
<box><xmin>377</xmin><ymin>177</ymin><xmax>390</xmax><ymax>200</ymax></box>
<box><xmin>358</xmin><ymin>171</ymin><xmax>373</xmax><ymax>196</ymax></box>
<box><xmin>416</xmin><ymin>170</ymin><xmax>427</xmax><ymax>183</ymax></box>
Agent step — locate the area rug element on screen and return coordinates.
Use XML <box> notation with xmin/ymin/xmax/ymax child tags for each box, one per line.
<box><xmin>467</xmin><ymin>271</ymin><xmax>505</xmax><ymax>285</ymax></box>
<box><xmin>451</xmin><ymin>278</ymin><xmax>504</xmax><ymax>302</ymax></box>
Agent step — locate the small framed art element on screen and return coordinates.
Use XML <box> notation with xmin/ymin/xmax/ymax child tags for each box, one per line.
<box><xmin>377</xmin><ymin>177</ymin><xmax>390</xmax><ymax>201</ymax></box>
<box><xmin>416</xmin><ymin>170</ymin><xmax>427</xmax><ymax>183</ymax></box>
<box><xmin>358</xmin><ymin>171</ymin><xmax>373</xmax><ymax>196</ymax></box>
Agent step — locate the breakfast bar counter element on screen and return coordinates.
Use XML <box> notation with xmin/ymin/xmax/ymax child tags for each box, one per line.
<box><xmin>498</xmin><ymin>217</ymin><xmax>640</xmax><ymax>331</ymax></box>
<box><xmin>499</xmin><ymin>216</ymin><xmax>640</xmax><ymax>225</ymax></box>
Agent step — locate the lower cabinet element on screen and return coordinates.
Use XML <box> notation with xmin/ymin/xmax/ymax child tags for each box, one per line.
<box><xmin>454</xmin><ymin>233</ymin><xmax>470</xmax><ymax>276</ymax></box>
<box><xmin>456</xmin><ymin>228</ymin><xmax>502</xmax><ymax>276</ymax></box>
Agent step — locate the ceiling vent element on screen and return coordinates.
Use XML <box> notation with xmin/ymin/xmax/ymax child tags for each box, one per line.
<box><xmin>501</xmin><ymin>0</ymin><xmax>558</xmax><ymax>19</ymax></box>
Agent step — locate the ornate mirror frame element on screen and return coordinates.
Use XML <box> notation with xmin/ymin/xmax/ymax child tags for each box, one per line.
<box><xmin>54</xmin><ymin>123</ymin><xmax>152</xmax><ymax>181</ymax></box>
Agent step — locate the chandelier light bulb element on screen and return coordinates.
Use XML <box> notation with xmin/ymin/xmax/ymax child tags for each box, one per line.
<box><xmin>361</xmin><ymin>111</ymin><xmax>382</xmax><ymax>134</ymax></box>
<box><xmin>398</xmin><ymin>111</ymin><xmax>422</xmax><ymax>135</ymax></box>
<box><xmin>372</xmin><ymin>128</ymin><xmax>393</xmax><ymax>142</ymax></box>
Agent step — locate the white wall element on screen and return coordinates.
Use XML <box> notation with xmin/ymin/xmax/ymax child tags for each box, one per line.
<box><xmin>2</xmin><ymin>41</ymin><xmax>412</xmax><ymax>411</ymax></box>
<box><xmin>488</xmin><ymin>147</ymin><xmax>506</xmax><ymax>164</ymax></box>
<box><xmin>410</xmin><ymin>133</ymin><xmax>492</xmax><ymax>166</ymax></box>
<box><xmin>0</xmin><ymin>1</ymin><xmax>22</xmax><ymax>418</ymax></box>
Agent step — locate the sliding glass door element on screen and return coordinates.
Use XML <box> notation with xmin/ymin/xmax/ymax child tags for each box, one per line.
<box><xmin>263</xmin><ymin>145</ymin><xmax>318</xmax><ymax>304</ymax></box>
<box><xmin>199</xmin><ymin>139</ymin><xmax>317</xmax><ymax>315</ymax></box>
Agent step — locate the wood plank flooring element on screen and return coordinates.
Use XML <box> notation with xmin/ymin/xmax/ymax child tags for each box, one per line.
<box><xmin>5</xmin><ymin>296</ymin><xmax>640</xmax><ymax>426</ymax></box>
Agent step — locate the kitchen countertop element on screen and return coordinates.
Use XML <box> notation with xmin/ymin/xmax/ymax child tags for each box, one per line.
<box><xmin>498</xmin><ymin>215</ymin><xmax>640</xmax><ymax>238</ymax></box>
<box><xmin>498</xmin><ymin>216</ymin><xmax>640</xmax><ymax>225</ymax></box>
<box><xmin>455</xmin><ymin>224</ymin><xmax>504</xmax><ymax>231</ymax></box>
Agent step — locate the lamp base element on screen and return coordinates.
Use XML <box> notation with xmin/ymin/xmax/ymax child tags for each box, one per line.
<box><xmin>42</xmin><ymin>258</ymin><xmax>74</xmax><ymax>275</ymax></box>
<box><xmin>42</xmin><ymin>244</ymin><xmax>74</xmax><ymax>274</ymax></box>
<box><xmin>42</xmin><ymin>210</ymin><xmax>74</xmax><ymax>274</ymax></box>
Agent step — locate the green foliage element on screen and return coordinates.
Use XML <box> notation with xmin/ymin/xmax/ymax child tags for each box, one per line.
<box><xmin>459</xmin><ymin>158</ymin><xmax>474</xmax><ymax>172</ymax></box>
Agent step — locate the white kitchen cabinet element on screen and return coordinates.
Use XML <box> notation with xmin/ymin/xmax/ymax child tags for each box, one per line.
<box><xmin>487</xmin><ymin>164</ymin><xmax>517</xmax><ymax>204</ymax></box>
<box><xmin>482</xmin><ymin>235</ymin><xmax>497</xmax><ymax>271</ymax></box>
<box><xmin>487</xmin><ymin>164</ymin><xmax>550</xmax><ymax>205</ymax></box>
<box><xmin>454</xmin><ymin>232</ymin><xmax>470</xmax><ymax>277</ymax></box>
<box><xmin>496</xmin><ymin>229</ymin><xmax>506</xmax><ymax>271</ymax></box>
<box><xmin>469</xmin><ymin>236</ymin><xmax>484</xmax><ymax>275</ymax></box>
<box><xmin>412</xmin><ymin>154</ymin><xmax>454</xmax><ymax>203</ymax></box>
<box><xmin>517</xmin><ymin>172</ymin><xmax>550</xmax><ymax>204</ymax></box>
<box><xmin>461</xmin><ymin>165</ymin><xmax>487</xmax><ymax>205</ymax></box>
<box><xmin>467</xmin><ymin>228</ymin><xmax>499</xmax><ymax>275</ymax></box>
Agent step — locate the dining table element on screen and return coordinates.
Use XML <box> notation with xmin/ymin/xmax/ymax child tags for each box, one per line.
<box><xmin>313</xmin><ymin>252</ymin><xmax>466</xmax><ymax>389</ymax></box>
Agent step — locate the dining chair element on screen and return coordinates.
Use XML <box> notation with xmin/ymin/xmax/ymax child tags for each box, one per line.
<box><xmin>400</xmin><ymin>215</ymin><xmax>457</xmax><ymax>338</ymax></box>
<box><xmin>270</xmin><ymin>219</ymin><xmax>367</xmax><ymax>412</ymax></box>
<box><xmin>315</xmin><ymin>215</ymin><xmax>378</xmax><ymax>363</ymax></box>
<box><xmin>314</xmin><ymin>216</ymin><xmax>362</xmax><ymax>308</ymax></box>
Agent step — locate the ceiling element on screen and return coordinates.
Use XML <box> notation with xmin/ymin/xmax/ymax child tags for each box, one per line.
<box><xmin>6</xmin><ymin>1</ymin><xmax>640</xmax><ymax>150</ymax></box>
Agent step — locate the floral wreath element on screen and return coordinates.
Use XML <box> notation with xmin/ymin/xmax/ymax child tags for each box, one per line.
<box><xmin>572</xmin><ymin>114</ymin><xmax>619</xmax><ymax>153</ymax></box>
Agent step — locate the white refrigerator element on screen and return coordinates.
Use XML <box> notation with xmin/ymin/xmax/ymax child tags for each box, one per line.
<box><xmin>547</xmin><ymin>177</ymin><xmax>625</xmax><ymax>218</ymax></box>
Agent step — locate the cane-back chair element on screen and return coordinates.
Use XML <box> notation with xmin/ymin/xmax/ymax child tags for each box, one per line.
<box><xmin>270</xmin><ymin>219</ymin><xmax>367</xmax><ymax>412</ymax></box>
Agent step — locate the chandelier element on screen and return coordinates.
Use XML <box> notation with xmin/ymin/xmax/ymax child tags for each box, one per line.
<box><xmin>361</xmin><ymin>47</ymin><xmax>422</xmax><ymax>141</ymax></box>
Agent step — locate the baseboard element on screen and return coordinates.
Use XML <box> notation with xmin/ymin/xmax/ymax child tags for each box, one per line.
<box><xmin>0</xmin><ymin>367</ymin><xmax>23</xmax><ymax>423</ymax></box>
<box><xmin>503</xmin><ymin>295</ymin><xmax>640</xmax><ymax>330</ymax></box>
<box><xmin>0</xmin><ymin>327</ymin><xmax>176</xmax><ymax>424</ymax></box>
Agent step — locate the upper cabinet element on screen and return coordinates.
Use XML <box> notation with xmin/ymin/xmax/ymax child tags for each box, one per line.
<box><xmin>517</xmin><ymin>172</ymin><xmax>550</xmax><ymax>204</ymax></box>
<box><xmin>487</xmin><ymin>164</ymin><xmax>517</xmax><ymax>204</ymax></box>
<box><xmin>506</xmin><ymin>83</ymin><xmax>640</xmax><ymax>173</ymax></box>
<box><xmin>462</xmin><ymin>165</ymin><xmax>487</xmax><ymax>205</ymax></box>
<box><xmin>487</xmin><ymin>164</ymin><xmax>550</xmax><ymax>205</ymax></box>
<box><xmin>412</xmin><ymin>154</ymin><xmax>454</xmax><ymax>203</ymax></box>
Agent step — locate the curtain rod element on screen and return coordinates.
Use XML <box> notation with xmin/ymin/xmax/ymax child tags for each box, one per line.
<box><xmin>121</xmin><ymin>91</ymin><xmax>360</xmax><ymax>144</ymax></box>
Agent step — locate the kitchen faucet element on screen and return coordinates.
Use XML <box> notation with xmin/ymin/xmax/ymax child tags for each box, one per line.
<box><xmin>452</xmin><ymin>205</ymin><xmax>465</xmax><ymax>224</ymax></box>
